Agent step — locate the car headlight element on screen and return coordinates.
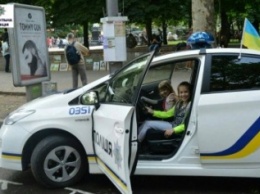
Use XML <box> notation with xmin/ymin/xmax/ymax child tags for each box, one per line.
<box><xmin>4</xmin><ymin>109</ymin><xmax>35</xmax><ymax>125</ymax></box>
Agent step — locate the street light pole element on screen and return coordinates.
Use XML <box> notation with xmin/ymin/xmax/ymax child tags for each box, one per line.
<box><xmin>106</xmin><ymin>0</ymin><xmax>118</xmax><ymax>16</ymax></box>
<box><xmin>101</xmin><ymin>0</ymin><xmax>128</xmax><ymax>74</ymax></box>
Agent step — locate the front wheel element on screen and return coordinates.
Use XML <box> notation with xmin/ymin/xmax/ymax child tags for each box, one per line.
<box><xmin>31</xmin><ymin>136</ymin><xmax>88</xmax><ymax>188</ymax></box>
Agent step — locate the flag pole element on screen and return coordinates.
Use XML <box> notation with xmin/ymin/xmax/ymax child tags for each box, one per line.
<box><xmin>239</xmin><ymin>18</ymin><xmax>247</xmax><ymax>59</ymax></box>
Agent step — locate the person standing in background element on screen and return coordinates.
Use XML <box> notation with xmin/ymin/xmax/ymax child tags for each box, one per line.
<box><xmin>149</xmin><ymin>33</ymin><xmax>162</xmax><ymax>54</ymax></box>
<box><xmin>158</xmin><ymin>28</ymin><xmax>163</xmax><ymax>43</ymax></box>
<box><xmin>65</xmin><ymin>33</ymin><xmax>90</xmax><ymax>89</ymax></box>
<box><xmin>2</xmin><ymin>29</ymin><xmax>10</xmax><ymax>73</ymax></box>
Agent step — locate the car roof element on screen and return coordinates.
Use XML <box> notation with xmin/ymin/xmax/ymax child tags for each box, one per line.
<box><xmin>151</xmin><ymin>48</ymin><xmax>260</xmax><ymax>64</ymax></box>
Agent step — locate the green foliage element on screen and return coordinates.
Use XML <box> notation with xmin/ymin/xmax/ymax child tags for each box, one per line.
<box><xmin>48</xmin><ymin>0</ymin><xmax>105</xmax><ymax>26</ymax></box>
<box><xmin>0</xmin><ymin>0</ymin><xmax>260</xmax><ymax>43</ymax></box>
<box><xmin>47</xmin><ymin>24</ymin><xmax>83</xmax><ymax>39</ymax></box>
<box><xmin>123</xmin><ymin>0</ymin><xmax>190</xmax><ymax>25</ymax></box>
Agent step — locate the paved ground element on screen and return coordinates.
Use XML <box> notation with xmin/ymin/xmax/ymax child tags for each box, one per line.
<box><xmin>0</xmin><ymin>70</ymin><xmax>109</xmax><ymax>123</ymax></box>
<box><xmin>0</xmin><ymin>94</ymin><xmax>26</xmax><ymax>121</ymax></box>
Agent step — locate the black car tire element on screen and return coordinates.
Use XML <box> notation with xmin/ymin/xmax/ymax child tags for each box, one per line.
<box><xmin>31</xmin><ymin>135</ymin><xmax>88</xmax><ymax>188</ymax></box>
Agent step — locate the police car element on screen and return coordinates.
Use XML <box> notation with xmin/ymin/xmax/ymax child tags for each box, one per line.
<box><xmin>1</xmin><ymin>48</ymin><xmax>260</xmax><ymax>194</ymax></box>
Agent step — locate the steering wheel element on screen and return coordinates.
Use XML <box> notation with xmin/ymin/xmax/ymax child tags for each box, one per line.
<box><xmin>136</xmin><ymin>96</ymin><xmax>151</xmax><ymax>123</ymax></box>
<box><xmin>112</xmin><ymin>93</ymin><xmax>129</xmax><ymax>103</ymax></box>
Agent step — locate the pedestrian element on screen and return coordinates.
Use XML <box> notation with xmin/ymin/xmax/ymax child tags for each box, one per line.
<box><xmin>158</xmin><ymin>28</ymin><xmax>163</xmax><ymax>42</ymax></box>
<box><xmin>47</xmin><ymin>37</ymin><xmax>52</xmax><ymax>48</ymax></box>
<box><xmin>65</xmin><ymin>33</ymin><xmax>90</xmax><ymax>89</ymax></box>
<box><xmin>2</xmin><ymin>30</ymin><xmax>10</xmax><ymax>73</ymax></box>
<box><xmin>149</xmin><ymin>33</ymin><xmax>161</xmax><ymax>54</ymax></box>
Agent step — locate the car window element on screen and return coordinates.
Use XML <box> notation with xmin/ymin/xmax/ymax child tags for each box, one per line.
<box><xmin>104</xmin><ymin>54</ymin><xmax>152</xmax><ymax>104</ymax></box>
<box><xmin>143</xmin><ymin>64</ymin><xmax>173</xmax><ymax>84</ymax></box>
<box><xmin>210</xmin><ymin>55</ymin><xmax>260</xmax><ymax>91</ymax></box>
<box><xmin>171</xmin><ymin>60</ymin><xmax>195</xmax><ymax>91</ymax></box>
<box><xmin>143</xmin><ymin>59</ymin><xmax>196</xmax><ymax>92</ymax></box>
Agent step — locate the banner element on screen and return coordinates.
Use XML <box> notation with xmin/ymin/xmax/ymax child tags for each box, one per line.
<box><xmin>0</xmin><ymin>4</ymin><xmax>14</xmax><ymax>28</ymax></box>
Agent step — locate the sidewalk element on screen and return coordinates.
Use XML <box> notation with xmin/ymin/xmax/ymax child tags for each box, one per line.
<box><xmin>0</xmin><ymin>70</ymin><xmax>109</xmax><ymax>123</ymax></box>
<box><xmin>0</xmin><ymin>70</ymin><xmax>109</xmax><ymax>95</ymax></box>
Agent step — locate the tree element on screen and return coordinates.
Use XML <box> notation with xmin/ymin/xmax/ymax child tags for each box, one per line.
<box><xmin>216</xmin><ymin>0</ymin><xmax>245</xmax><ymax>47</ymax></box>
<box><xmin>155</xmin><ymin>0</ymin><xmax>192</xmax><ymax>45</ymax></box>
<box><xmin>38</xmin><ymin>0</ymin><xmax>105</xmax><ymax>47</ymax></box>
<box><xmin>191</xmin><ymin>0</ymin><xmax>215</xmax><ymax>43</ymax></box>
<box><xmin>2</xmin><ymin>0</ymin><xmax>260</xmax><ymax>48</ymax></box>
<box><xmin>124</xmin><ymin>0</ymin><xmax>189</xmax><ymax>45</ymax></box>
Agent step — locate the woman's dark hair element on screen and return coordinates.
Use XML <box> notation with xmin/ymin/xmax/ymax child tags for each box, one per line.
<box><xmin>22</xmin><ymin>40</ymin><xmax>39</xmax><ymax>57</ymax></box>
<box><xmin>22</xmin><ymin>40</ymin><xmax>37</xmax><ymax>52</ymax></box>
<box><xmin>178</xmin><ymin>81</ymin><xmax>191</xmax><ymax>91</ymax></box>
<box><xmin>177</xmin><ymin>81</ymin><xmax>192</xmax><ymax>100</ymax></box>
<box><xmin>67</xmin><ymin>33</ymin><xmax>74</xmax><ymax>40</ymax></box>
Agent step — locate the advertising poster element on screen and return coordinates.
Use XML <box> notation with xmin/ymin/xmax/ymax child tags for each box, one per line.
<box><xmin>50</xmin><ymin>63</ymin><xmax>59</xmax><ymax>71</ymax></box>
<box><xmin>9</xmin><ymin>4</ymin><xmax>50</xmax><ymax>86</ymax></box>
<box><xmin>93</xmin><ymin>62</ymin><xmax>100</xmax><ymax>71</ymax></box>
<box><xmin>0</xmin><ymin>4</ymin><xmax>14</xmax><ymax>28</ymax></box>
<box><xmin>59</xmin><ymin>63</ymin><xmax>68</xmax><ymax>71</ymax></box>
<box><xmin>101</xmin><ymin>17</ymin><xmax>128</xmax><ymax>62</ymax></box>
<box><xmin>103</xmin><ymin>37</ymin><xmax>115</xmax><ymax>49</ymax></box>
<box><xmin>114</xmin><ymin>21</ymin><xmax>125</xmax><ymax>37</ymax></box>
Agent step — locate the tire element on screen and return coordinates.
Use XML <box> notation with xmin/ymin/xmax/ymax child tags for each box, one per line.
<box><xmin>31</xmin><ymin>135</ymin><xmax>88</xmax><ymax>188</ymax></box>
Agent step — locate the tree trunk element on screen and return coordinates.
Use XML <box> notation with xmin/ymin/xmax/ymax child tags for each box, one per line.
<box><xmin>162</xmin><ymin>20</ymin><xmax>168</xmax><ymax>45</ymax></box>
<box><xmin>83</xmin><ymin>21</ymin><xmax>89</xmax><ymax>48</ymax></box>
<box><xmin>145</xmin><ymin>18</ymin><xmax>152</xmax><ymax>46</ymax></box>
<box><xmin>220</xmin><ymin>9</ymin><xmax>230</xmax><ymax>48</ymax></box>
<box><xmin>192</xmin><ymin>0</ymin><xmax>215</xmax><ymax>44</ymax></box>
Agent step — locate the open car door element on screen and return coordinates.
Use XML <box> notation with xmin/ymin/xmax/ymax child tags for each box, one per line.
<box><xmin>92</xmin><ymin>52</ymin><xmax>155</xmax><ymax>194</ymax></box>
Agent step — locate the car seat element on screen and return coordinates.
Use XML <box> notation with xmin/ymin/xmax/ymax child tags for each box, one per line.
<box><xmin>145</xmin><ymin>129</ymin><xmax>184</xmax><ymax>155</ymax></box>
<box><xmin>143</xmin><ymin>106</ymin><xmax>191</xmax><ymax>155</ymax></box>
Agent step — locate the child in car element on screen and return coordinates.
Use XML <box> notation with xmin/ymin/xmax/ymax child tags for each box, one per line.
<box><xmin>138</xmin><ymin>81</ymin><xmax>191</xmax><ymax>142</ymax></box>
<box><xmin>141</xmin><ymin>80</ymin><xmax>177</xmax><ymax>111</ymax></box>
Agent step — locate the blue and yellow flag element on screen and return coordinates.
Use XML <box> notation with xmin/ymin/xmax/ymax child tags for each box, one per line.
<box><xmin>242</xmin><ymin>18</ymin><xmax>260</xmax><ymax>50</ymax></box>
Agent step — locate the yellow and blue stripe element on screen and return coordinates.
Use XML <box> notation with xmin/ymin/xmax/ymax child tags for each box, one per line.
<box><xmin>96</xmin><ymin>157</ymin><xmax>129</xmax><ymax>193</ymax></box>
<box><xmin>201</xmin><ymin>117</ymin><xmax>260</xmax><ymax>160</ymax></box>
<box><xmin>1</xmin><ymin>153</ymin><xmax>97</xmax><ymax>162</ymax></box>
<box><xmin>242</xmin><ymin>18</ymin><xmax>260</xmax><ymax>50</ymax></box>
<box><xmin>1</xmin><ymin>152</ymin><xmax>22</xmax><ymax>160</ymax></box>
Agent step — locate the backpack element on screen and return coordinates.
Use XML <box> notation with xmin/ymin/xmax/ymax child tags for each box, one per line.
<box><xmin>65</xmin><ymin>42</ymin><xmax>81</xmax><ymax>65</ymax></box>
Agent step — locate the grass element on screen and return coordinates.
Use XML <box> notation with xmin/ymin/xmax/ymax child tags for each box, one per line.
<box><xmin>167</xmin><ymin>40</ymin><xmax>187</xmax><ymax>45</ymax></box>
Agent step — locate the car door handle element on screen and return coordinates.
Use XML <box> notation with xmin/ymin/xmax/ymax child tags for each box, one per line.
<box><xmin>148</xmin><ymin>91</ymin><xmax>154</xmax><ymax>95</ymax></box>
<box><xmin>115</xmin><ymin>127</ymin><xmax>124</xmax><ymax>134</ymax></box>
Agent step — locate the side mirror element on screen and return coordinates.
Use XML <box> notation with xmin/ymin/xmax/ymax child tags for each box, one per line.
<box><xmin>81</xmin><ymin>91</ymin><xmax>100</xmax><ymax>109</ymax></box>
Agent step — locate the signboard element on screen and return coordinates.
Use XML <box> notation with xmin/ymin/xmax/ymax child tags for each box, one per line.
<box><xmin>101</xmin><ymin>16</ymin><xmax>128</xmax><ymax>62</ymax></box>
<box><xmin>8</xmin><ymin>3</ymin><xmax>50</xmax><ymax>86</ymax></box>
<box><xmin>114</xmin><ymin>21</ymin><xmax>125</xmax><ymax>37</ymax></box>
<box><xmin>0</xmin><ymin>4</ymin><xmax>14</xmax><ymax>28</ymax></box>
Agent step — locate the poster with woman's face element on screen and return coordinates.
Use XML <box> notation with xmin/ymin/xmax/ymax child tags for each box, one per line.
<box><xmin>10</xmin><ymin>4</ymin><xmax>50</xmax><ymax>86</ymax></box>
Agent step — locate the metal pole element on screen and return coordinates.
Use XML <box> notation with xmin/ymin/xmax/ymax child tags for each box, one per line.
<box><xmin>106</xmin><ymin>0</ymin><xmax>118</xmax><ymax>16</ymax></box>
<box><xmin>104</xmin><ymin>0</ymin><xmax>126</xmax><ymax>74</ymax></box>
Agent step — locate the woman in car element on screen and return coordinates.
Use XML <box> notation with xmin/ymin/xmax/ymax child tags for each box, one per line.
<box><xmin>138</xmin><ymin>81</ymin><xmax>191</xmax><ymax>142</ymax></box>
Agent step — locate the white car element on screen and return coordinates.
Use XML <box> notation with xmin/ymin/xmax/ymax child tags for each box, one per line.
<box><xmin>1</xmin><ymin>48</ymin><xmax>260</xmax><ymax>194</ymax></box>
